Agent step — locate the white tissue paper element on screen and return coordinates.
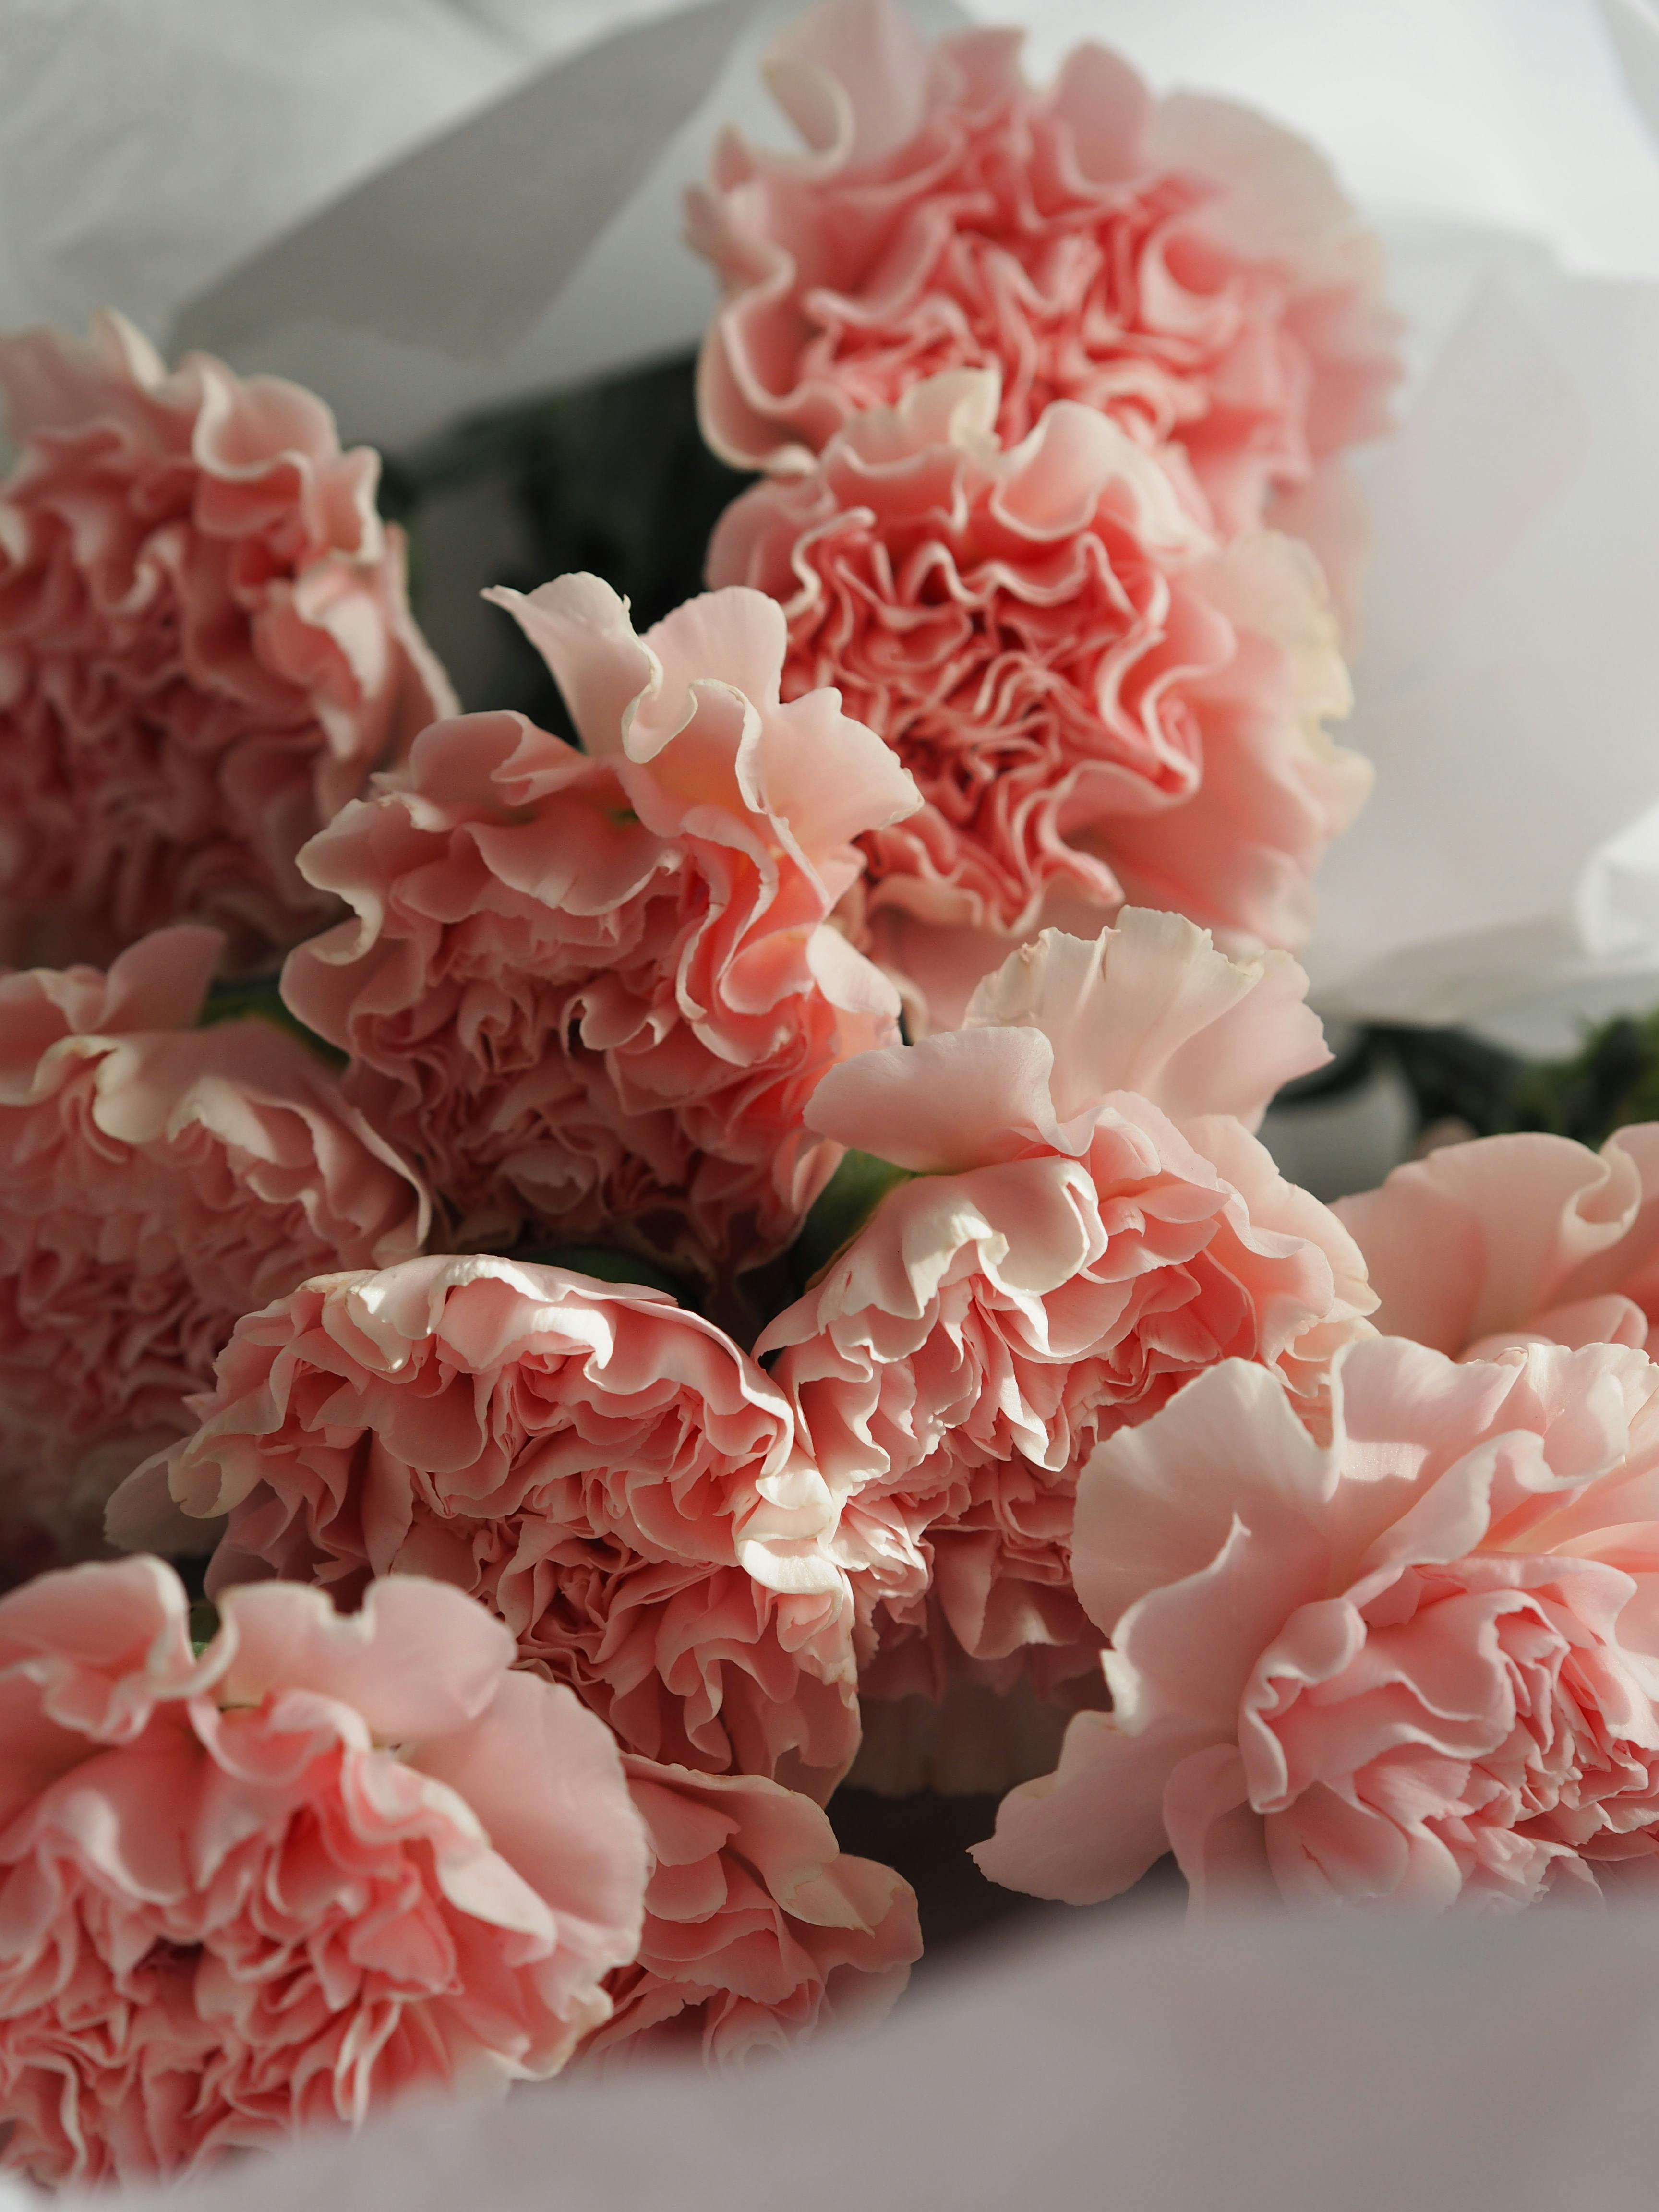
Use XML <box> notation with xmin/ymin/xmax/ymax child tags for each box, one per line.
<box><xmin>1305</xmin><ymin>226</ymin><xmax>1659</xmax><ymax>1054</ymax></box>
<box><xmin>63</xmin><ymin>1898</ymin><xmax>1659</xmax><ymax>2212</ymax></box>
<box><xmin>0</xmin><ymin>0</ymin><xmax>967</xmax><ymax>451</ymax></box>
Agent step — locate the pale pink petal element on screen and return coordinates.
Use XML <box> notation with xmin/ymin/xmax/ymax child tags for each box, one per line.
<box><xmin>963</xmin><ymin>911</ymin><xmax>1328</xmax><ymax>1133</ymax></box>
<box><xmin>582</xmin><ymin>1751</ymin><xmax>919</xmax><ymax>2066</ymax></box>
<box><xmin>1072</xmin><ymin>1363</ymin><xmax>1318</xmax><ymax>1631</ymax></box>
<box><xmin>217</xmin><ymin>1576</ymin><xmax>514</xmax><ymax>1743</ymax></box>
<box><xmin>410</xmin><ymin>1670</ymin><xmax>649</xmax><ymax>2017</ymax></box>
<box><xmin>1161</xmin><ymin>1742</ymin><xmax>1274</xmax><ymax>1910</ymax></box>
<box><xmin>1338</xmin><ymin>1130</ymin><xmax>1659</xmax><ymax>1357</ymax></box>
<box><xmin>0</xmin><ymin>1556</ymin><xmax>212</xmax><ymax>1742</ymax></box>
<box><xmin>972</xmin><ymin>1708</ymin><xmax>1214</xmax><ymax>1904</ymax></box>
<box><xmin>488</xmin><ymin>576</ymin><xmax>660</xmax><ymax>765</ymax></box>
<box><xmin>805</xmin><ymin>1025</ymin><xmax>1062</xmax><ymax>1169</ymax></box>
<box><xmin>764</xmin><ymin>0</ymin><xmax>934</xmax><ymax>168</ymax></box>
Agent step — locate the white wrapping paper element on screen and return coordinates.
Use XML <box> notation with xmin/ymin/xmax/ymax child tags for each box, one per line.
<box><xmin>73</xmin><ymin>1898</ymin><xmax>1659</xmax><ymax>2212</ymax></box>
<box><xmin>172</xmin><ymin>0</ymin><xmax>762</xmax><ymax>366</ymax></box>
<box><xmin>1307</xmin><ymin>224</ymin><xmax>1659</xmax><ymax>1053</ymax></box>
<box><xmin>90</xmin><ymin>0</ymin><xmax>966</xmax><ymax>450</ymax></box>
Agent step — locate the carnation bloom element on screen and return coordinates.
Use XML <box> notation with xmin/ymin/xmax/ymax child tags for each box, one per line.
<box><xmin>0</xmin><ymin>311</ymin><xmax>454</xmax><ymax>972</ymax></box>
<box><xmin>1336</xmin><ymin>1125</ymin><xmax>1659</xmax><ymax>1361</ymax></box>
<box><xmin>976</xmin><ymin>1334</ymin><xmax>1659</xmax><ymax>1913</ymax></box>
<box><xmin>282</xmin><ymin>574</ymin><xmax>919</xmax><ymax>1271</ymax></box>
<box><xmin>583</xmin><ymin>1753</ymin><xmax>919</xmax><ymax>2067</ymax></box>
<box><xmin>0</xmin><ymin>925</ymin><xmax>426</xmax><ymax>1567</ymax></box>
<box><xmin>709</xmin><ymin>370</ymin><xmax>1366</xmax><ymax>1027</ymax></box>
<box><xmin>757</xmin><ymin>908</ymin><xmax>1374</xmax><ymax>1702</ymax></box>
<box><xmin>689</xmin><ymin>0</ymin><xmax>1398</xmax><ymax>550</ymax></box>
<box><xmin>120</xmin><ymin>1253</ymin><xmax>860</xmax><ymax>1799</ymax></box>
<box><xmin>0</xmin><ymin>1559</ymin><xmax>648</xmax><ymax>2187</ymax></box>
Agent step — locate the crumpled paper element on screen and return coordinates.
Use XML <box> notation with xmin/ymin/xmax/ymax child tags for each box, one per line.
<box><xmin>173</xmin><ymin>0</ymin><xmax>761</xmax><ymax>366</ymax></box>
<box><xmin>0</xmin><ymin>0</ymin><xmax>965</xmax><ymax>451</ymax></box>
<box><xmin>1306</xmin><ymin>222</ymin><xmax>1659</xmax><ymax>1054</ymax></box>
<box><xmin>0</xmin><ymin>2</ymin><xmax>757</xmax><ymax>445</ymax></box>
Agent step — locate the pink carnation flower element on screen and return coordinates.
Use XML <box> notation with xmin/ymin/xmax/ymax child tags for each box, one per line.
<box><xmin>709</xmin><ymin>371</ymin><xmax>1367</xmax><ymax>1028</ymax></box>
<box><xmin>757</xmin><ymin>908</ymin><xmax>1374</xmax><ymax>1702</ymax></box>
<box><xmin>282</xmin><ymin>575</ymin><xmax>919</xmax><ymax>1271</ymax></box>
<box><xmin>0</xmin><ymin>1559</ymin><xmax>648</xmax><ymax>2187</ymax></box>
<box><xmin>583</xmin><ymin>1752</ymin><xmax>919</xmax><ymax>2067</ymax></box>
<box><xmin>1336</xmin><ymin>1125</ymin><xmax>1659</xmax><ymax>1361</ymax></box>
<box><xmin>125</xmin><ymin>1254</ymin><xmax>861</xmax><ymax>1800</ymax></box>
<box><xmin>0</xmin><ymin>312</ymin><xmax>455</xmax><ymax>972</ymax></box>
<box><xmin>0</xmin><ymin>925</ymin><xmax>427</xmax><ymax>1566</ymax></box>
<box><xmin>690</xmin><ymin>0</ymin><xmax>1398</xmax><ymax>550</ymax></box>
<box><xmin>976</xmin><ymin>1335</ymin><xmax>1659</xmax><ymax>1913</ymax></box>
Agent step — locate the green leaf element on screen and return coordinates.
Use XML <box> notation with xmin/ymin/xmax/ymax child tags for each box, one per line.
<box><xmin>1375</xmin><ymin>1006</ymin><xmax>1659</xmax><ymax>1155</ymax></box>
<box><xmin>513</xmin><ymin>1244</ymin><xmax>687</xmax><ymax>1300</ymax></box>
<box><xmin>1514</xmin><ymin>1007</ymin><xmax>1659</xmax><ymax>1147</ymax></box>
<box><xmin>788</xmin><ymin>1150</ymin><xmax>918</xmax><ymax>1287</ymax></box>
<box><xmin>189</xmin><ymin>1599</ymin><xmax>220</xmax><ymax>1658</ymax></box>
<box><xmin>198</xmin><ymin>975</ymin><xmax>347</xmax><ymax>1069</ymax></box>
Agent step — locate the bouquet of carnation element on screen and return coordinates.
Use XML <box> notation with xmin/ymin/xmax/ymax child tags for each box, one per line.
<box><xmin>6</xmin><ymin>0</ymin><xmax>1659</xmax><ymax>2190</ymax></box>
